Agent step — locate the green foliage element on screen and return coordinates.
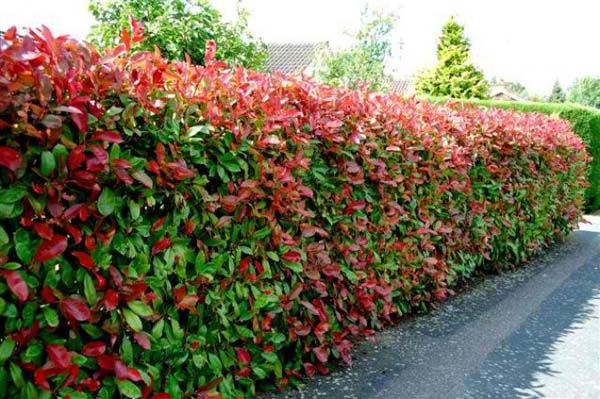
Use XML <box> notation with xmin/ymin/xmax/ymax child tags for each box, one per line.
<box><xmin>428</xmin><ymin>96</ymin><xmax>600</xmax><ymax>209</ymax></box>
<box><xmin>415</xmin><ymin>17</ymin><xmax>489</xmax><ymax>99</ymax></box>
<box><xmin>568</xmin><ymin>76</ymin><xmax>600</xmax><ymax>109</ymax></box>
<box><xmin>88</xmin><ymin>0</ymin><xmax>267</xmax><ymax>69</ymax></box>
<box><xmin>548</xmin><ymin>80</ymin><xmax>566</xmax><ymax>103</ymax></box>
<box><xmin>316</xmin><ymin>9</ymin><xmax>397</xmax><ymax>91</ymax></box>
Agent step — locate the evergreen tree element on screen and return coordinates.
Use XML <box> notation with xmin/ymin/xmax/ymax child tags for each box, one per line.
<box><xmin>415</xmin><ymin>17</ymin><xmax>488</xmax><ymax>99</ymax></box>
<box><xmin>548</xmin><ymin>80</ymin><xmax>566</xmax><ymax>103</ymax></box>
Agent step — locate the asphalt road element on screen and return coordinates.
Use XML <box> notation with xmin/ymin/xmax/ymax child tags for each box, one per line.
<box><xmin>264</xmin><ymin>216</ymin><xmax>600</xmax><ymax>399</ymax></box>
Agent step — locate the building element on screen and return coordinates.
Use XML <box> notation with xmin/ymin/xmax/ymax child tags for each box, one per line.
<box><xmin>265</xmin><ymin>42</ymin><xmax>329</xmax><ymax>75</ymax></box>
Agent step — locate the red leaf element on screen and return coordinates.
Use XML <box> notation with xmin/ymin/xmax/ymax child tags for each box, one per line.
<box><xmin>78</xmin><ymin>377</ymin><xmax>101</xmax><ymax>391</ymax></box>
<box><xmin>82</xmin><ymin>341</ymin><xmax>106</xmax><ymax>357</ymax></box>
<box><xmin>62</xmin><ymin>363</ymin><xmax>80</xmax><ymax>388</ymax></box>
<box><xmin>0</xmin><ymin>146</ymin><xmax>21</xmax><ymax>172</ymax></box>
<box><xmin>204</xmin><ymin>40</ymin><xmax>216</xmax><ymax>63</ymax></box>
<box><xmin>312</xmin><ymin>346</ymin><xmax>329</xmax><ymax>363</ymax></box>
<box><xmin>115</xmin><ymin>360</ymin><xmax>142</xmax><ymax>381</ymax></box>
<box><xmin>71</xmin><ymin>251</ymin><xmax>95</xmax><ymax>270</ymax></box>
<box><xmin>239</xmin><ymin>257</ymin><xmax>251</xmax><ymax>274</ymax></box>
<box><xmin>235</xmin><ymin>347</ymin><xmax>251</xmax><ymax>364</ymax></box>
<box><xmin>151</xmin><ymin>216</ymin><xmax>166</xmax><ymax>234</ymax></box>
<box><xmin>104</xmin><ymin>289</ymin><xmax>119</xmax><ymax>311</ymax></box>
<box><xmin>34</xmin><ymin>369</ymin><xmax>50</xmax><ymax>390</ymax></box>
<box><xmin>71</xmin><ymin>111</ymin><xmax>88</xmax><ymax>132</ymax></box>
<box><xmin>151</xmin><ymin>237</ymin><xmax>171</xmax><ymax>255</ymax></box>
<box><xmin>164</xmin><ymin>161</ymin><xmax>195</xmax><ymax>180</ymax></box>
<box><xmin>46</xmin><ymin>344</ymin><xmax>72</xmax><ymax>369</ymax></box>
<box><xmin>151</xmin><ymin>394</ymin><xmax>171</xmax><ymax>399</ymax></box>
<box><xmin>97</xmin><ymin>354</ymin><xmax>117</xmax><ymax>370</ymax></box>
<box><xmin>41</xmin><ymin>285</ymin><xmax>57</xmax><ymax>303</ymax></box>
<box><xmin>133</xmin><ymin>332</ymin><xmax>151</xmax><ymax>350</ymax></box>
<box><xmin>92</xmin><ymin>130</ymin><xmax>123</xmax><ymax>143</ymax></box>
<box><xmin>67</xmin><ymin>146</ymin><xmax>86</xmax><ymax>171</ymax></box>
<box><xmin>33</xmin><ymin>222</ymin><xmax>54</xmax><ymax>240</ymax></box>
<box><xmin>1</xmin><ymin>270</ymin><xmax>28</xmax><ymax>302</ymax></box>
<box><xmin>60</xmin><ymin>297</ymin><xmax>91</xmax><ymax>321</ymax></box>
<box><xmin>34</xmin><ymin>235</ymin><xmax>68</xmax><ymax>262</ymax></box>
<box><xmin>282</xmin><ymin>251</ymin><xmax>301</xmax><ymax>263</ymax></box>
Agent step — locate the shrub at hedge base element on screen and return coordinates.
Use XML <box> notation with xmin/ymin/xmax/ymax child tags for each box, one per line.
<box><xmin>0</xmin><ymin>26</ymin><xmax>588</xmax><ymax>399</ymax></box>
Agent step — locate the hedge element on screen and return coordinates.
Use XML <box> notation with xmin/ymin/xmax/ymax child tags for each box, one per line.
<box><xmin>427</xmin><ymin>97</ymin><xmax>600</xmax><ymax>210</ymax></box>
<box><xmin>0</xmin><ymin>25</ymin><xmax>588</xmax><ymax>399</ymax></box>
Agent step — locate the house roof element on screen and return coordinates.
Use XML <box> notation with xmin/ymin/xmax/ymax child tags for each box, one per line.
<box><xmin>388</xmin><ymin>79</ymin><xmax>413</xmax><ymax>94</ymax></box>
<box><xmin>265</xmin><ymin>42</ymin><xmax>328</xmax><ymax>74</ymax></box>
<box><xmin>489</xmin><ymin>85</ymin><xmax>525</xmax><ymax>102</ymax></box>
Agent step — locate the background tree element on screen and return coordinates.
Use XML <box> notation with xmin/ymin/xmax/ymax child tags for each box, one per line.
<box><xmin>568</xmin><ymin>76</ymin><xmax>600</xmax><ymax>109</ymax></box>
<box><xmin>415</xmin><ymin>17</ymin><xmax>488</xmax><ymax>99</ymax></box>
<box><xmin>316</xmin><ymin>9</ymin><xmax>398</xmax><ymax>91</ymax></box>
<box><xmin>548</xmin><ymin>80</ymin><xmax>566</xmax><ymax>103</ymax></box>
<box><xmin>88</xmin><ymin>0</ymin><xmax>267</xmax><ymax>69</ymax></box>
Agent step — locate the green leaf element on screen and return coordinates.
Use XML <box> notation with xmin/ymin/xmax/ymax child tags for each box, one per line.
<box><xmin>187</xmin><ymin>125</ymin><xmax>210</xmax><ymax>137</ymax></box>
<box><xmin>22</xmin><ymin>342</ymin><xmax>43</xmax><ymax>363</ymax></box>
<box><xmin>116</xmin><ymin>379</ymin><xmax>141</xmax><ymax>398</ymax></box>
<box><xmin>40</xmin><ymin>151</ymin><xmax>56</xmax><ymax>177</ymax></box>
<box><xmin>207</xmin><ymin>353</ymin><xmax>222</xmax><ymax>373</ymax></box>
<box><xmin>0</xmin><ymin>226</ymin><xmax>8</xmax><ymax>245</ymax></box>
<box><xmin>218</xmin><ymin>152</ymin><xmax>241</xmax><ymax>173</ymax></box>
<box><xmin>8</xmin><ymin>362</ymin><xmax>24</xmax><ymax>387</ymax></box>
<box><xmin>0</xmin><ymin>186</ymin><xmax>27</xmax><ymax>204</ymax></box>
<box><xmin>0</xmin><ymin>262</ymin><xmax>21</xmax><ymax>270</ymax></box>
<box><xmin>122</xmin><ymin>309</ymin><xmax>143</xmax><ymax>332</ymax></box>
<box><xmin>97</xmin><ymin>188</ymin><xmax>118</xmax><ymax>216</ymax></box>
<box><xmin>127</xmin><ymin>301</ymin><xmax>153</xmax><ymax>317</ymax></box>
<box><xmin>106</xmin><ymin>106</ymin><xmax>124</xmax><ymax>117</ymax></box>
<box><xmin>84</xmin><ymin>273</ymin><xmax>97</xmax><ymax>306</ymax></box>
<box><xmin>0</xmin><ymin>367</ymin><xmax>7</xmax><ymax>398</ymax></box>
<box><xmin>42</xmin><ymin>307</ymin><xmax>59</xmax><ymax>328</ymax></box>
<box><xmin>14</xmin><ymin>229</ymin><xmax>32</xmax><ymax>264</ymax></box>
<box><xmin>129</xmin><ymin>201</ymin><xmax>140</xmax><ymax>220</ymax></box>
<box><xmin>171</xmin><ymin>318</ymin><xmax>184</xmax><ymax>340</ymax></box>
<box><xmin>0</xmin><ymin>338</ymin><xmax>16</xmax><ymax>365</ymax></box>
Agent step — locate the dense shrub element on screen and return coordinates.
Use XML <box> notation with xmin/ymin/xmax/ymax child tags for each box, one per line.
<box><xmin>0</xmin><ymin>25</ymin><xmax>588</xmax><ymax>399</ymax></box>
<box><xmin>427</xmin><ymin>97</ymin><xmax>600</xmax><ymax>209</ymax></box>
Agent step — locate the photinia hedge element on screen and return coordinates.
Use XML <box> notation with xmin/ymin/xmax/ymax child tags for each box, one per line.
<box><xmin>0</xmin><ymin>23</ymin><xmax>588</xmax><ymax>399</ymax></box>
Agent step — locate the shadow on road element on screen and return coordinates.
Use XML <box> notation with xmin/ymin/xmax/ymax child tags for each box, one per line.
<box><xmin>463</xmin><ymin>231</ymin><xmax>600</xmax><ymax>398</ymax></box>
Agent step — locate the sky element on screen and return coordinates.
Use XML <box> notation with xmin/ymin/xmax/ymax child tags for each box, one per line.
<box><xmin>1</xmin><ymin>0</ymin><xmax>598</xmax><ymax>96</ymax></box>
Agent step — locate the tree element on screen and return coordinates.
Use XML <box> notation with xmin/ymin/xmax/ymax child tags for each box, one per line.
<box><xmin>88</xmin><ymin>0</ymin><xmax>267</xmax><ymax>69</ymax></box>
<box><xmin>568</xmin><ymin>76</ymin><xmax>600</xmax><ymax>109</ymax></box>
<box><xmin>316</xmin><ymin>9</ymin><xmax>398</xmax><ymax>91</ymax></box>
<box><xmin>415</xmin><ymin>17</ymin><xmax>488</xmax><ymax>99</ymax></box>
<box><xmin>548</xmin><ymin>80</ymin><xmax>566</xmax><ymax>103</ymax></box>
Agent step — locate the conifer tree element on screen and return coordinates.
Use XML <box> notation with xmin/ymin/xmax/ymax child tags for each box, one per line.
<box><xmin>548</xmin><ymin>80</ymin><xmax>566</xmax><ymax>103</ymax></box>
<box><xmin>416</xmin><ymin>17</ymin><xmax>488</xmax><ymax>99</ymax></box>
